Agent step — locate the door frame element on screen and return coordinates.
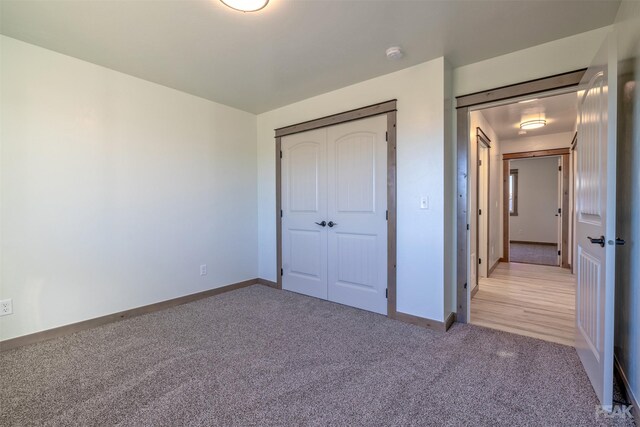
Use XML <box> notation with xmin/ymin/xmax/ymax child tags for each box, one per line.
<box><xmin>274</xmin><ymin>100</ymin><xmax>398</xmax><ymax>317</ymax></box>
<box><xmin>456</xmin><ymin>70</ymin><xmax>585</xmax><ymax>323</ymax></box>
<box><xmin>475</xmin><ymin>127</ymin><xmax>491</xmax><ymax>289</ymax></box>
<box><xmin>501</xmin><ymin>149</ymin><xmax>571</xmax><ymax>268</ymax></box>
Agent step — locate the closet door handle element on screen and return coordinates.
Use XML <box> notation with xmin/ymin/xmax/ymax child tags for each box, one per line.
<box><xmin>315</xmin><ymin>221</ymin><xmax>327</xmax><ymax>227</ymax></box>
<box><xmin>587</xmin><ymin>236</ymin><xmax>605</xmax><ymax>247</ymax></box>
<box><xmin>327</xmin><ymin>221</ymin><xmax>337</xmax><ymax>228</ymax></box>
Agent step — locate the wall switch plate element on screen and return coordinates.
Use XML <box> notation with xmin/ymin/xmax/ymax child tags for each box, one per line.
<box><xmin>420</xmin><ymin>196</ymin><xmax>429</xmax><ymax>209</ymax></box>
<box><xmin>0</xmin><ymin>299</ymin><xmax>13</xmax><ymax>316</ymax></box>
<box><xmin>200</xmin><ymin>264</ymin><xmax>207</xmax><ymax>276</ymax></box>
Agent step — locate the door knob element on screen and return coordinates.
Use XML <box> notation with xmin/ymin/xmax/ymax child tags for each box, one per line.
<box><xmin>315</xmin><ymin>221</ymin><xmax>327</xmax><ymax>227</ymax></box>
<box><xmin>587</xmin><ymin>236</ymin><xmax>606</xmax><ymax>247</ymax></box>
<box><xmin>327</xmin><ymin>221</ymin><xmax>337</xmax><ymax>228</ymax></box>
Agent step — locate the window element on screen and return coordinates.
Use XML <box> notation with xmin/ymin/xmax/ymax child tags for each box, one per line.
<box><xmin>509</xmin><ymin>169</ymin><xmax>518</xmax><ymax>216</ymax></box>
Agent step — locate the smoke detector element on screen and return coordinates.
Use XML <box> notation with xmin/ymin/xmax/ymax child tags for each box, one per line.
<box><xmin>386</xmin><ymin>46</ymin><xmax>404</xmax><ymax>61</ymax></box>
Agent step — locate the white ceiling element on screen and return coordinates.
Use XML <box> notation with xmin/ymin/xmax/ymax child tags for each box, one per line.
<box><xmin>478</xmin><ymin>91</ymin><xmax>578</xmax><ymax>140</ymax></box>
<box><xmin>0</xmin><ymin>0</ymin><xmax>620</xmax><ymax>113</ymax></box>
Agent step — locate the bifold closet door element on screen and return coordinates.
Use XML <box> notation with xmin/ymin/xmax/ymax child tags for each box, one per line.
<box><xmin>281</xmin><ymin>128</ymin><xmax>328</xmax><ymax>300</ymax></box>
<box><xmin>281</xmin><ymin>115</ymin><xmax>388</xmax><ymax>315</ymax></box>
<box><xmin>327</xmin><ymin>115</ymin><xmax>388</xmax><ymax>315</ymax></box>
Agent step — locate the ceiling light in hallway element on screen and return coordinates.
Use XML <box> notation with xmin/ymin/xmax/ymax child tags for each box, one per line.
<box><xmin>520</xmin><ymin>119</ymin><xmax>547</xmax><ymax>130</ymax></box>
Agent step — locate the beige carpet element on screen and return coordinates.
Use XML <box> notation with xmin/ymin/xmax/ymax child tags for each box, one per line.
<box><xmin>0</xmin><ymin>285</ymin><xmax>632</xmax><ymax>426</ymax></box>
<box><xmin>510</xmin><ymin>242</ymin><xmax>559</xmax><ymax>266</ymax></box>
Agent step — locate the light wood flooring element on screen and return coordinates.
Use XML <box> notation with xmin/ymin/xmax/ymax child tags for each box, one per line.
<box><xmin>471</xmin><ymin>262</ymin><xmax>575</xmax><ymax>346</ymax></box>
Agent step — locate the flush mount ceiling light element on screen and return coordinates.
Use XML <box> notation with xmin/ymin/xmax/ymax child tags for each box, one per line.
<box><xmin>520</xmin><ymin>119</ymin><xmax>547</xmax><ymax>130</ymax></box>
<box><xmin>220</xmin><ymin>0</ymin><xmax>269</xmax><ymax>12</ymax></box>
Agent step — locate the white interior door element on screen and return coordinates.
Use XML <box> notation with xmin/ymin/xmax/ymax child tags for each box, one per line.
<box><xmin>575</xmin><ymin>35</ymin><xmax>617</xmax><ymax>410</ymax></box>
<box><xmin>557</xmin><ymin>157</ymin><xmax>563</xmax><ymax>266</ymax></box>
<box><xmin>478</xmin><ymin>146</ymin><xmax>489</xmax><ymax>278</ymax></box>
<box><xmin>281</xmin><ymin>115</ymin><xmax>388</xmax><ymax>314</ymax></box>
<box><xmin>281</xmin><ymin>128</ymin><xmax>328</xmax><ymax>300</ymax></box>
<box><xmin>326</xmin><ymin>116</ymin><xmax>388</xmax><ymax>315</ymax></box>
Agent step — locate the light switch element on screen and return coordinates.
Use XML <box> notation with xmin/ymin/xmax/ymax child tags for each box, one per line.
<box><xmin>420</xmin><ymin>196</ymin><xmax>429</xmax><ymax>209</ymax></box>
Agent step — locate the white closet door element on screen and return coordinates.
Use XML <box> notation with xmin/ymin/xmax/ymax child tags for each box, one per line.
<box><xmin>326</xmin><ymin>115</ymin><xmax>388</xmax><ymax>315</ymax></box>
<box><xmin>281</xmin><ymin>128</ymin><xmax>328</xmax><ymax>300</ymax></box>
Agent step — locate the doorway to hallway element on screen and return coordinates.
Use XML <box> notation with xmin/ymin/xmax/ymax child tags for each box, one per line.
<box><xmin>466</xmin><ymin>90</ymin><xmax>578</xmax><ymax>346</ymax></box>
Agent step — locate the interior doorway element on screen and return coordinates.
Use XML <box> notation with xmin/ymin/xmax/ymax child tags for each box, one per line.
<box><xmin>503</xmin><ymin>151</ymin><xmax>570</xmax><ymax>268</ymax></box>
<box><xmin>464</xmin><ymin>89</ymin><xmax>578</xmax><ymax>347</ymax></box>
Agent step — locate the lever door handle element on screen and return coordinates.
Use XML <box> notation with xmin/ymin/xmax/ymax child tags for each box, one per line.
<box><xmin>315</xmin><ymin>221</ymin><xmax>327</xmax><ymax>227</ymax></box>
<box><xmin>588</xmin><ymin>236</ymin><xmax>606</xmax><ymax>247</ymax></box>
<box><xmin>327</xmin><ymin>221</ymin><xmax>337</xmax><ymax>228</ymax></box>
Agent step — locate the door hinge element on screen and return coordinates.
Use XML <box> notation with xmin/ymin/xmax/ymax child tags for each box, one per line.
<box><xmin>558</xmin><ymin>250</ymin><xmax>561</xmax><ymax>256</ymax></box>
<box><xmin>464</xmin><ymin>282</ymin><xmax>468</xmax><ymax>289</ymax></box>
<box><xmin>479</xmin><ymin>258</ymin><xmax>482</xmax><ymax>265</ymax></box>
<box><xmin>467</xmin><ymin>224</ymin><xmax>470</xmax><ymax>231</ymax></box>
<box><xmin>386</xmin><ymin>210</ymin><xmax>388</xmax><ymax>220</ymax></box>
<box><xmin>559</xmin><ymin>165</ymin><xmax>562</xmax><ymax>171</ymax></box>
<box><xmin>280</xmin><ymin>268</ymin><xmax>283</xmax><ymax>276</ymax></box>
<box><xmin>478</xmin><ymin>159</ymin><xmax>482</xmax><ymax>166</ymax></box>
<box><xmin>385</xmin><ymin>131</ymin><xmax>388</xmax><ymax>141</ymax></box>
<box><xmin>280</xmin><ymin>150</ymin><xmax>282</xmax><ymax>159</ymax></box>
<box><xmin>558</xmin><ymin>208</ymin><xmax>561</xmax><ymax>214</ymax></box>
<box><xmin>386</xmin><ymin>288</ymin><xmax>388</xmax><ymax>299</ymax></box>
<box><xmin>479</xmin><ymin>209</ymin><xmax>482</xmax><ymax>215</ymax></box>
<box><xmin>280</xmin><ymin>209</ymin><xmax>283</xmax><ymax>218</ymax></box>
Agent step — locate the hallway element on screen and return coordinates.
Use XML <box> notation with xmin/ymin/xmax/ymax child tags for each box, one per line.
<box><xmin>471</xmin><ymin>262</ymin><xmax>575</xmax><ymax>346</ymax></box>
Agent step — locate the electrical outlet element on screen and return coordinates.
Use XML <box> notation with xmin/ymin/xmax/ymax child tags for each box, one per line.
<box><xmin>200</xmin><ymin>264</ymin><xmax>207</xmax><ymax>276</ymax></box>
<box><xmin>0</xmin><ymin>299</ymin><xmax>13</xmax><ymax>316</ymax></box>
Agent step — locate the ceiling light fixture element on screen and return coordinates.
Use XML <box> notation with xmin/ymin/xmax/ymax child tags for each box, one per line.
<box><xmin>520</xmin><ymin>119</ymin><xmax>547</xmax><ymax>130</ymax></box>
<box><xmin>220</xmin><ymin>0</ymin><xmax>269</xmax><ymax>12</ymax></box>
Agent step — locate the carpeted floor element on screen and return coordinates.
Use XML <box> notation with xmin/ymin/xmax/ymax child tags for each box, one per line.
<box><xmin>510</xmin><ymin>242</ymin><xmax>559</xmax><ymax>266</ymax></box>
<box><xmin>1</xmin><ymin>285</ymin><xmax>633</xmax><ymax>426</ymax></box>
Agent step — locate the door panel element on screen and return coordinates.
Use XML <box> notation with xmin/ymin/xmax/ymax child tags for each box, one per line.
<box><xmin>575</xmin><ymin>35</ymin><xmax>617</xmax><ymax>410</ymax></box>
<box><xmin>327</xmin><ymin>116</ymin><xmax>388</xmax><ymax>314</ymax></box>
<box><xmin>558</xmin><ymin>157</ymin><xmax>563</xmax><ymax>266</ymax></box>
<box><xmin>281</xmin><ymin>128</ymin><xmax>328</xmax><ymax>300</ymax></box>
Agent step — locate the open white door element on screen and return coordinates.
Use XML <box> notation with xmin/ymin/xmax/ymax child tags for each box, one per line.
<box><xmin>557</xmin><ymin>157</ymin><xmax>563</xmax><ymax>266</ymax></box>
<box><xmin>575</xmin><ymin>34</ymin><xmax>617</xmax><ymax>410</ymax></box>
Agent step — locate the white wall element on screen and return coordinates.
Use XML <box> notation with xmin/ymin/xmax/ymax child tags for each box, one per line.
<box><xmin>509</xmin><ymin>157</ymin><xmax>559</xmax><ymax>244</ymax></box>
<box><xmin>453</xmin><ymin>26</ymin><xmax>611</xmax><ymax>97</ymax></box>
<box><xmin>0</xmin><ymin>36</ymin><xmax>258</xmax><ymax>341</ymax></box>
<box><xmin>257</xmin><ymin>59</ymin><xmax>449</xmax><ymax>322</ymax></box>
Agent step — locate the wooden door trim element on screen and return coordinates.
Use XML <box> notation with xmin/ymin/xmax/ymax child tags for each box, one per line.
<box><xmin>275</xmin><ymin>137</ymin><xmax>283</xmax><ymax>290</ymax></box>
<box><xmin>275</xmin><ymin>100</ymin><xmax>397</xmax><ymax>138</ymax></box>
<box><xmin>501</xmin><ymin>151</ymin><xmax>571</xmax><ymax>269</ymax></box>
<box><xmin>475</xmin><ymin>127</ymin><xmax>491</xmax><ymax>289</ymax></box>
<box><xmin>456</xmin><ymin>72</ymin><xmax>583</xmax><ymax>323</ymax></box>
<box><xmin>275</xmin><ymin>101</ymin><xmax>398</xmax><ymax>318</ymax></box>
<box><xmin>456</xmin><ymin>70</ymin><xmax>585</xmax><ymax>109</ymax></box>
<box><xmin>502</xmin><ymin>148</ymin><xmax>570</xmax><ymax>160</ymax></box>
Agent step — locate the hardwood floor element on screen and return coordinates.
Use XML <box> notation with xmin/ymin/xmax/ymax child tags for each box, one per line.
<box><xmin>471</xmin><ymin>262</ymin><xmax>575</xmax><ymax>346</ymax></box>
